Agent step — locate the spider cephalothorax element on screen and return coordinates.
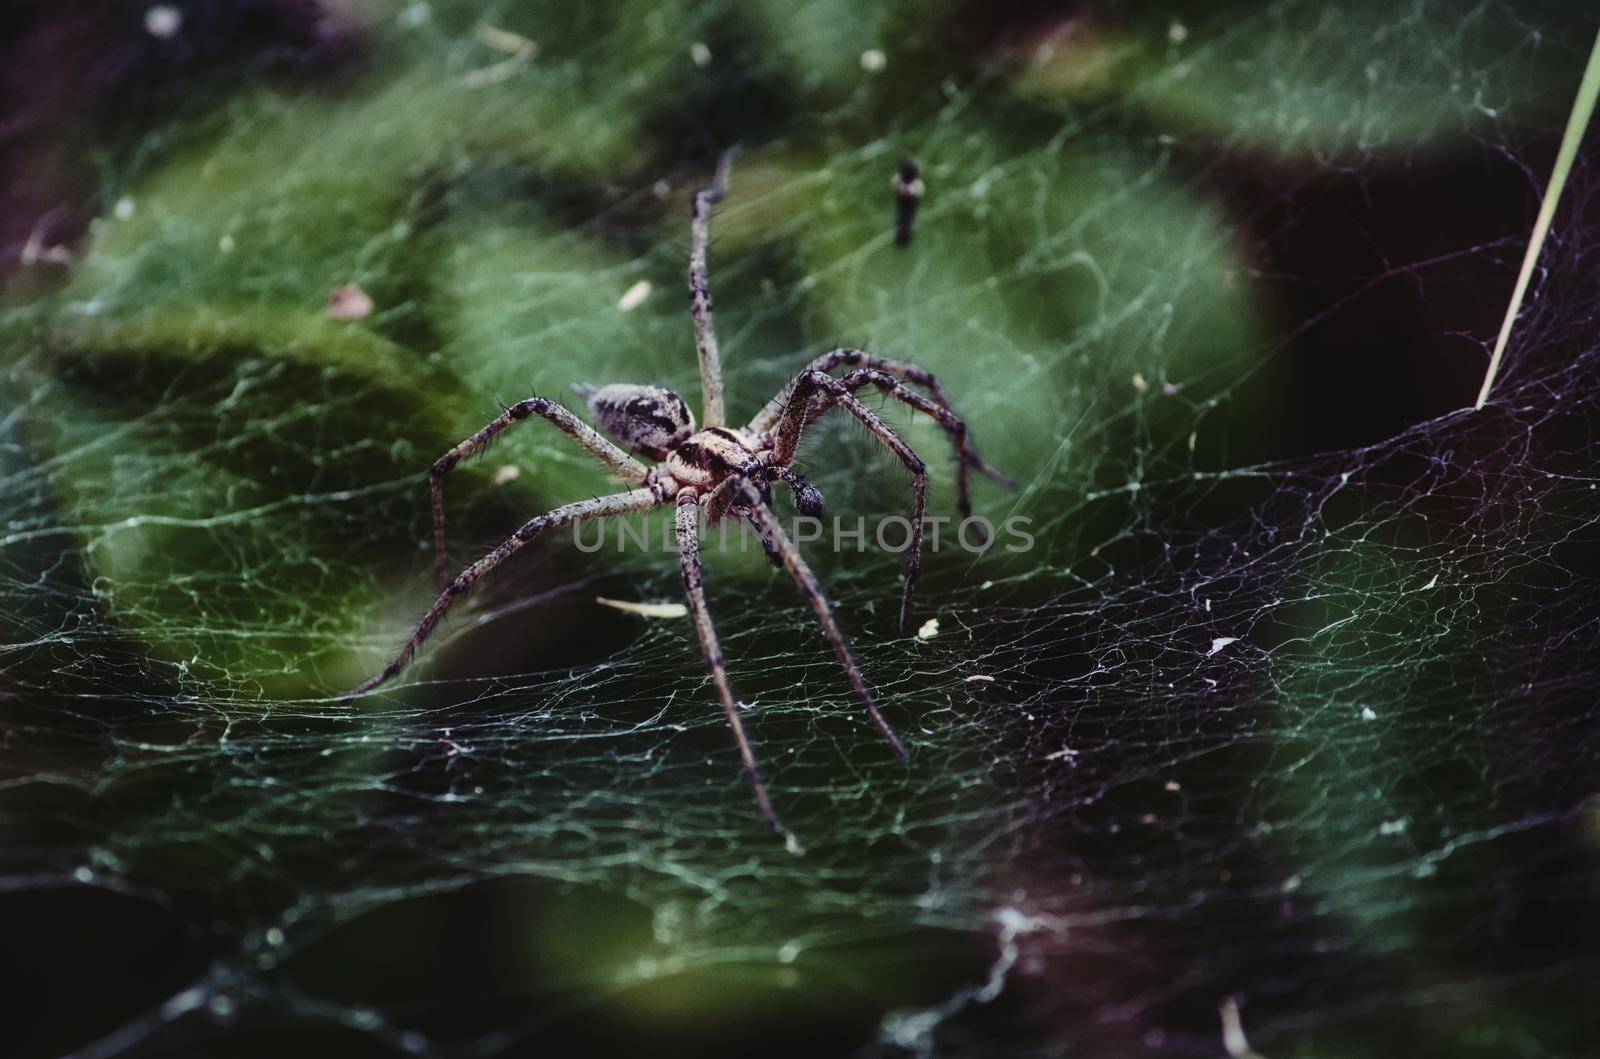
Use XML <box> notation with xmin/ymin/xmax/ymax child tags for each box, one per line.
<box><xmin>349</xmin><ymin>155</ymin><xmax>1014</xmax><ymax>829</ymax></box>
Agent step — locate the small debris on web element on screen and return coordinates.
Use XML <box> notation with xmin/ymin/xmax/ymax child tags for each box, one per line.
<box><xmin>145</xmin><ymin>5</ymin><xmax>183</xmax><ymax>40</ymax></box>
<box><xmin>860</xmin><ymin>49</ymin><xmax>887</xmax><ymax>73</ymax></box>
<box><xmin>964</xmin><ymin>674</ymin><xmax>996</xmax><ymax>683</ymax></box>
<box><xmin>464</xmin><ymin>24</ymin><xmax>536</xmax><ymax>88</ymax></box>
<box><xmin>690</xmin><ymin>42</ymin><xmax>712</xmax><ymax>67</ymax></box>
<box><xmin>893</xmin><ymin>158</ymin><xmax>924</xmax><ymax>249</ymax></box>
<box><xmin>1219</xmin><ymin>995</ymin><xmax>1268</xmax><ymax>1059</ymax></box>
<box><xmin>617</xmin><ymin>279</ymin><xmax>653</xmax><ymax>312</ymax></box>
<box><xmin>917</xmin><ymin>617</ymin><xmax>940</xmax><ymax>640</ymax></box>
<box><xmin>475</xmin><ymin>23</ymin><xmax>534</xmax><ymax>54</ymax></box>
<box><xmin>327</xmin><ymin>283</ymin><xmax>374</xmax><ymax>320</ymax></box>
<box><xmin>1207</xmin><ymin>636</ymin><xmax>1239</xmax><ymax>656</ymax></box>
<box><xmin>596</xmin><ymin>597</ymin><xmax>689</xmax><ymax>619</ymax></box>
<box><xmin>491</xmin><ymin>465</ymin><xmax>521</xmax><ymax>486</ymax></box>
<box><xmin>19</xmin><ymin>214</ymin><xmax>73</xmax><ymax>267</ymax></box>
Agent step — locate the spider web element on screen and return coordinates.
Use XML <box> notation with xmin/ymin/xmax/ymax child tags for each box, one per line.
<box><xmin>3</xmin><ymin>1</ymin><xmax>1600</xmax><ymax>1056</ymax></box>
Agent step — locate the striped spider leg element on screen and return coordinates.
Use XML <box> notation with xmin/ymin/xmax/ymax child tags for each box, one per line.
<box><xmin>347</xmin><ymin>482</ymin><xmax>663</xmax><ymax>700</ymax></box>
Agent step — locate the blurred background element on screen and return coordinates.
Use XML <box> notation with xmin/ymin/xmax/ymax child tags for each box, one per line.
<box><xmin>3</xmin><ymin>1</ymin><xmax>1600</xmax><ymax>1056</ymax></box>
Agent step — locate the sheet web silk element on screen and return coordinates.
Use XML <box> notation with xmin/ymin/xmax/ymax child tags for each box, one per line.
<box><xmin>1</xmin><ymin>1</ymin><xmax>1598</xmax><ymax>1055</ymax></box>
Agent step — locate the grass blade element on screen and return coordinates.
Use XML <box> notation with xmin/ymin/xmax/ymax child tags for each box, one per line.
<box><xmin>1475</xmin><ymin>27</ymin><xmax>1600</xmax><ymax>409</ymax></box>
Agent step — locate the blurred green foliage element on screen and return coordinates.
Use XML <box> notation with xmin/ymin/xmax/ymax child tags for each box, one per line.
<box><xmin>2</xmin><ymin>3</ymin><xmax>1597</xmax><ymax>1056</ymax></box>
<box><xmin>4</xmin><ymin>0</ymin><xmax>1582</xmax><ymax>688</ymax></box>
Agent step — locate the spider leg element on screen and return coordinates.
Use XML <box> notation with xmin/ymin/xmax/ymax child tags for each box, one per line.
<box><xmin>770</xmin><ymin>370</ymin><xmax>929</xmax><ymax>632</ymax></box>
<box><xmin>674</xmin><ymin>490</ymin><xmax>778</xmax><ymax>828</ymax></box>
<box><xmin>347</xmin><ymin>487</ymin><xmax>660</xmax><ymax>700</ymax></box>
<box><xmin>748</xmin><ymin>348</ymin><xmax>1015</xmax><ymax>516</ymax></box>
<box><xmin>739</xmin><ymin>482</ymin><xmax>909</xmax><ymax>761</ymax></box>
<box><xmin>429</xmin><ymin>397</ymin><xmax>650</xmax><ymax>589</ymax></box>
<box><xmin>689</xmin><ymin>152</ymin><xmax>733</xmax><ymax>428</ymax></box>
<box><xmin>834</xmin><ymin>367</ymin><xmax>1004</xmax><ymax>542</ymax></box>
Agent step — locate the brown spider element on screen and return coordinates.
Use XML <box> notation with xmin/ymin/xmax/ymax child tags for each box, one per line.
<box><xmin>348</xmin><ymin>156</ymin><xmax>1014</xmax><ymax>827</ymax></box>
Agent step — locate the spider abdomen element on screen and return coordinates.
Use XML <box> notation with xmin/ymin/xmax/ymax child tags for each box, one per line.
<box><xmin>579</xmin><ymin>383</ymin><xmax>695</xmax><ymax>460</ymax></box>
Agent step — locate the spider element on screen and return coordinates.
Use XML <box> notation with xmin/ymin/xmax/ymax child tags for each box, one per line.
<box><xmin>348</xmin><ymin>155</ymin><xmax>1014</xmax><ymax>827</ymax></box>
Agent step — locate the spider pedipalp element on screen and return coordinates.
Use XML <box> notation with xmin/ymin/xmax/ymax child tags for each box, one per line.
<box><xmin>777</xmin><ymin>466</ymin><xmax>826</xmax><ymax>518</ymax></box>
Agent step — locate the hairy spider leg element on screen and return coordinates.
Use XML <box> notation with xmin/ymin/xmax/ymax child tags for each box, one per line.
<box><xmin>739</xmin><ymin>481</ymin><xmax>909</xmax><ymax>760</ymax></box>
<box><xmin>675</xmin><ymin>490</ymin><xmax>778</xmax><ymax>828</ymax></box>
<box><xmin>347</xmin><ymin>488</ymin><xmax>661</xmax><ymax>700</ymax></box>
<box><xmin>770</xmin><ymin>369</ymin><xmax>929</xmax><ymax>632</ymax></box>
<box><xmin>430</xmin><ymin>397</ymin><xmax>649</xmax><ymax>588</ymax></box>
<box><xmin>832</xmin><ymin>367</ymin><xmax>1002</xmax><ymax>549</ymax></box>
<box><xmin>747</xmin><ymin>348</ymin><xmax>1015</xmax><ymax>518</ymax></box>
<box><xmin>688</xmin><ymin>152</ymin><xmax>733</xmax><ymax>428</ymax></box>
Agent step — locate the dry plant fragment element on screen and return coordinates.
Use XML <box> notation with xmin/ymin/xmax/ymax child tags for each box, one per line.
<box><xmin>617</xmin><ymin>280</ymin><xmax>652</xmax><ymax>312</ymax></box>
<box><xmin>327</xmin><ymin>283</ymin><xmax>374</xmax><ymax>320</ymax></box>
<box><xmin>596</xmin><ymin>597</ymin><xmax>688</xmax><ymax>619</ymax></box>
<box><xmin>1219</xmin><ymin>995</ymin><xmax>1268</xmax><ymax>1059</ymax></box>
<box><xmin>463</xmin><ymin>24</ymin><xmax>536</xmax><ymax>89</ymax></box>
